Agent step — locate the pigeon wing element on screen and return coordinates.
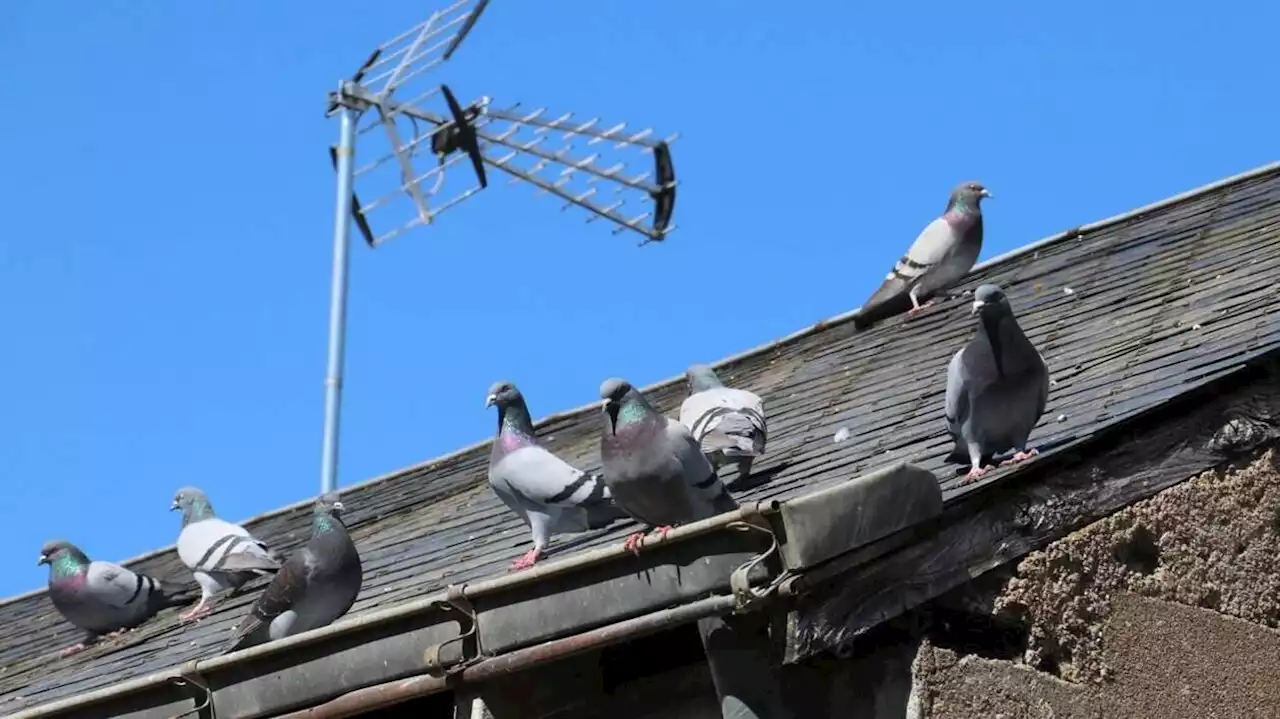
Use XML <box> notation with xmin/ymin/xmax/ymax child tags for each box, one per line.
<box><xmin>494</xmin><ymin>445</ymin><xmax>608</xmax><ymax>510</ymax></box>
<box><xmin>664</xmin><ymin>418</ymin><xmax>739</xmax><ymax>518</ymax></box>
<box><xmin>85</xmin><ymin>561</ymin><xmax>149</xmax><ymax>609</ymax></box>
<box><xmin>228</xmin><ymin>550</ymin><xmax>312</xmax><ymax>648</ymax></box>
<box><xmin>861</xmin><ymin>217</ymin><xmax>959</xmax><ymax>310</ymax></box>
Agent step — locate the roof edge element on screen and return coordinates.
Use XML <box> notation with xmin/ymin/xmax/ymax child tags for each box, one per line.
<box><xmin>2</xmin><ymin>159</ymin><xmax>1275</xmax><ymax>612</ymax></box>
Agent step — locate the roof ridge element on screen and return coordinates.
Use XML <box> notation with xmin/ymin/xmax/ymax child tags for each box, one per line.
<box><xmin>2</xmin><ymin>160</ymin><xmax>1276</xmax><ymax>611</ymax></box>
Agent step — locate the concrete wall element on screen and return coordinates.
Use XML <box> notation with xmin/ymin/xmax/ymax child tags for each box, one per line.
<box><xmin>911</xmin><ymin>448</ymin><xmax>1280</xmax><ymax>718</ymax></box>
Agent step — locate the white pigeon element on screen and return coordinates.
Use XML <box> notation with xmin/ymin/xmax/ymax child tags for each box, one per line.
<box><xmin>40</xmin><ymin>539</ymin><xmax>196</xmax><ymax>655</ymax></box>
<box><xmin>858</xmin><ymin>181</ymin><xmax>990</xmax><ymax>325</ymax></box>
<box><xmin>486</xmin><ymin>381</ymin><xmax>625</xmax><ymax>570</ymax></box>
<box><xmin>945</xmin><ymin>283</ymin><xmax>1049</xmax><ymax>483</ymax></box>
<box><xmin>172</xmin><ymin>486</ymin><xmax>281</xmax><ymax>622</ymax></box>
<box><xmin>678</xmin><ymin>364</ymin><xmax>767</xmax><ymax>485</ymax></box>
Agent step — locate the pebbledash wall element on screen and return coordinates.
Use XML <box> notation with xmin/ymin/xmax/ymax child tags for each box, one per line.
<box><xmin>785</xmin><ymin>445</ymin><xmax>1280</xmax><ymax>719</ymax></box>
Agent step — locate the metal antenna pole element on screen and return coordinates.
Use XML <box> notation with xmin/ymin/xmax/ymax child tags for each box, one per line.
<box><xmin>317</xmin><ymin>0</ymin><xmax>679</xmax><ymax>494</ymax></box>
<box><xmin>320</xmin><ymin>106</ymin><xmax>358</xmax><ymax>494</ymax></box>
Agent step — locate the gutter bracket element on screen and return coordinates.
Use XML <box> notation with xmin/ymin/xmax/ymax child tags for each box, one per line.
<box><xmin>167</xmin><ymin>660</ymin><xmax>214</xmax><ymax>719</ymax></box>
<box><xmin>422</xmin><ymin>584</ymin><xmax>480</xmax><ymax>677</ymax></box>
<box><xmin>727</xmin><ymin>503</ymin><xmax>784</xmax><ymax>612</ymax></box>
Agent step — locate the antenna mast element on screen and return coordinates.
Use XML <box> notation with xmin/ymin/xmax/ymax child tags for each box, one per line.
<box><xmin>319</xmin><ymin>1</ymin><xmax>680</xmax><ymax>493</ymax></box>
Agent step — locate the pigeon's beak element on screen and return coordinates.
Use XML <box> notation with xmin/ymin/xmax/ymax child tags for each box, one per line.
<box><xmin>980</xmin><ymin>189</ymin><xmax>992</xmax><ymax>199</ymax></box>
<box><xmin>971</xmin><ymin>300</ymin><xmax>985</xmax><ymax>316</ymax></box>
<box><xmin>170</xmin><ymin>500</ymin><xmax>180</xmax><ymax>511</ymax></box>
<box><xmin>37</xmin><ymin>554</ymin><xmax>48</xmax><ymax>566</ymax></box>
<box><xmin>332</xmin><ymin>501</ymin><xmax>345</xmax><ymax>513</ymax></box>
<box><xmin>484</xmin><ymin>394</ymin><xmax>497</xmax><ymax>409</ymax></box>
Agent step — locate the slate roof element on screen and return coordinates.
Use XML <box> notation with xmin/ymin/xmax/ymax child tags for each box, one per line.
<box><xmin>4</xmin><ymin>162</ymin><xmax>1280</xmax><ymax>714</ymax></box>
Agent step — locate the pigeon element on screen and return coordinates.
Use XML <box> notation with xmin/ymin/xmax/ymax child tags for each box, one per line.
<box><xmin>486</xmin><ymin>381</ymin><xmax>626</xmax><ymax>571</ymax></box>
<box><xmin>856</xmin><ymin>181</ymin><xmax>990</xmax><ymax>326</ymax></box>
<box><xmin>678</xmin><ymin>364</ymin><xmax>767</xmax><ymax>484</ymax></box>
<box><xmin>225</xmin><ymin>492</ymin><xmax>362</xmax><ymax>653</ymax></box>
<box><xmin>172</xmin><ymin>486</ymin><xmax>281</xmax><ymax>622</ymax></box>
<box><xmin>598</xmin><ymin>378</ymin><xmax>739</xmax><ymax>553</ymax></box>
<box><xmin>945</xmin><ymin>284</ymin><xmax>1049</xmax><ymax>483</ymax></box>
<box><xmin>39</xmin><ymin>539</ymin><xmax>196</xmax><ymax>655</ymax></box>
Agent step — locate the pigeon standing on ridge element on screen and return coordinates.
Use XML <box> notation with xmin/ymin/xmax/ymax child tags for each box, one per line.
<box><xmin>486</xmin><ymin>381</ymin><xmax>626</xmax><ymax>570</ymax></box>
<box><xmin>856</xmin><ymin>181</ymin><xmax>990</xmax><ymax>325</ymax></box>
<box><xmin>39</xmin><ymin>539</ymin><xmax>196</xmax><ymax>655</ymax></box>
<box><xmin>598</xmin><ymin>378</ymin><xmax>739</xmax><ymax>553</ymax></box>
<box><xmin>945</xmin><ymin>284</ymin><xmax>1049</xmax><ymax>483</ymax></box>
<box><xmin>172</xmin><ymin>486</ymin><xmax>281</xmax><ymax>622</ymax></box>
<box><xmin>225</xmin><ymin>492</ymin><xmax>362</xmax><ymax>653</ymax></box>
<box><xmin>678</xmin><ymin>364</ymin><xmax>767</xmax><ymax>484</ymax></box>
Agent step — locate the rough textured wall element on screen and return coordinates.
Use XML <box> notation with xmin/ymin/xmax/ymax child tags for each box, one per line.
<box><xmin>910</xmin><ymin>448</ymin><xmax>1280</xmax><ymax>719</ymax></box>
<box><xmin>914</xmin><ymin>594</ymin><xmax>1280</xmax><ymax>719</ymax></box>
<box><xmin>995</xmin><ymin>448</ymin><xmax>1280</xmax><ymax>683</ymax></box>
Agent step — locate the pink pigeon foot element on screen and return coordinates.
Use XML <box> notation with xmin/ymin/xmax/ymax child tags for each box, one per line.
<box><xmin>179</xmin><ymin>604</ymin><xmax>212</xmax><ymax>624</ymax></box>
<box><xmin>509</xmin><ymin>548</ymin><xmax>542</xmax><ymax>571</ymax></box>
<box><xmin>60</xmin><ymin>643</ymin><xmax>87</xmax><ymax>657</ymax></box>
<box><xmin>1000</xmin><ymin>449</ymin><xmax>1040</xmax><ymax>466</ymax></box>
<box><xmin>652</xmin><ymin>526</ymin><xmax>674</xmax><ymax>544</ymax></box>
<box><xmin>906</xmin><ymin>300</ymin><xmax>936</xmax><ymax>317</ymax></box>
<box><xmin>960</xmin><ymin>466</ymin><xmax>990</xmax><ymax>485</ymax></box>
<box><xmin>623</xmin><ymin>532</ymin><xmax>647</xmax><ymax>556</ymax></box>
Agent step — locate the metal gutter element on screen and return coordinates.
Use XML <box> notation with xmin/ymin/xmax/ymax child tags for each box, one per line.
<box><xmin>275</xmin><ymin>595</ymin><xmax>740</xmax><ymax>719</ymax></box>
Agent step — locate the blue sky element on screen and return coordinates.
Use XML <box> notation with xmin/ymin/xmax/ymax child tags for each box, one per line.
<box><xmin>1</xmin><ymin>1</ymin><xmax>1275</xmax><ymax>596</ymax></box>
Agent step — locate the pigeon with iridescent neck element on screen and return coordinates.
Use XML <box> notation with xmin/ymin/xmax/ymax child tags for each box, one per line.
<box><xmin>856</xmin><ymin>181</ymin><xmax>990</xmax><ymax>326</ymax></box>
<box><xmin>486</xmin><ymin>381</ymin><xmax>624</xmax><ymax>570</ymax></box>
<box><xmin>225</xmin><ymin>492</ymin><xmax>362</xmax><ymax>653</ymax></box>
<box><xmin>598</xmin><ymin>378</ymin><xmax>738</xmax><ymax>554</ymax></box>
<box><xmin>39</xmin><ymin>539</ymin><xmax>196</xmax><ymax>655</ymax></box>
<box><xmin>172</xmin><ymin>486</ymin><xmax>281</xmax><ymax>623</ymax></box>
<box><xmin>945</xmin><ymin>284</ymin><xmax>1049</xmax><ymax>483</ymax></box>
<box><xmin>679</xmin><ymin>364</ymin><xmax>767</xmax><ymax>485</ymax></box>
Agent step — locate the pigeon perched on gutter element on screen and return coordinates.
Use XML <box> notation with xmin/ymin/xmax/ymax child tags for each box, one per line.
<box><xmin>855</xmin><ymin>181</ymin><xmax>990</xmax><ymax>327</ymax></box>
<box><xmin>486</xmin><ymin>381</ymin><xmax>625</xmax><ymax>571</ymax></box>
<box><xmin>944</xmin><ymin>283</ymin><xmax>1049</xmax><ymax>483</ymax></box>
<box><xmin>39</xmin><ymin>539</ymin><xmax>196</xmax><ymax>655</ymax></box>
<box><xmin>598</xmin><ymin>377</ymin><xmax>739</xmax><ymax>553</ymax></box>
<box><xmin>172</xmin><ymin>486</ymin><xmax>281</xmax><ymax>622</ymax></box>
<box><xmin>225</xmin><ymin>492</ymin><xmax>362</xmax><ymax>653</ymax></box>
<box><xmin>678</xmin><ymin>364</ymin><xmax>767</xmax><ymax>485</ymax></box>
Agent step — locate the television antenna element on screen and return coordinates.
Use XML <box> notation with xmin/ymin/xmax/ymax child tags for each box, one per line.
<box><xmin>318</xmin><ymin>0</ymin><xmax>680</xmax><ymax>493</ymax></box>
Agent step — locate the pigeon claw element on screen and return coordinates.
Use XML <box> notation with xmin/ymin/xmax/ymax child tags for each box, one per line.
<box><xmin>60</xmin><ymin>643</ymin><xmax>87</xmax><ymax>657</ymax></box>
<box><xmin>179</xmin><ymin>605</ymin><xmax>212</xmax><ymax>624</ymax></box>
<box><xmin>1000</xmin><ymin>449</ymin><xmax>1040</xmax><ymax>466</ymax></box>
<box><xmin>623</xmin><ymin>532</ymin><xmax>648</xmax><ymax>556</ymax></box>
<box><xmin>906</xmin><ymin>301</ymin><xmax>935</xmax><ymax>318</ymax></box>
<box><xmin>960</xmin><ymin>466</ymin><xmax>990</xmax><ymax>485</ymax></box>
<box><xmin>509</xmin><ymin>549</ymin><xmax>542</xmax><ymax>571</ymax></box>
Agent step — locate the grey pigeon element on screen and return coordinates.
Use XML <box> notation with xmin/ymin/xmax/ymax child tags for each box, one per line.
<box><xmin>944</xmin><ymin>284</ymin><xmax>1049</xmax><ymax>482</ymax></box>
<box><xmin>598</xmin><ymin>378</ymin><xmax>739</xmax><ymax>553</ymax></box>
<box><xmin>172</xmin><ymin>486</ymin><xmax>281</xmax><ymax>622</ymax></box>
<box><xmin>486</xmin><ymin>381</ymin><xmax>626</xmax><ymax>571</ymax></box>
<box><xmin>39</xmin><ymin>539</ymin><xmax>196</xmax><ymax>655</ymax></box>
<box><xmin>678</xmin><ymin>364</ymin><xmax>767</xmax><ymax>484</ymax></box>
<box><xmin>225</xmin><ymin>492</ymin><xmax>362</xmax><ymax>653</ymax></box>
<box><xmin>857</xmin><ymin>181</ymin><xmax>990</xmax><ymax>325</ymax></box>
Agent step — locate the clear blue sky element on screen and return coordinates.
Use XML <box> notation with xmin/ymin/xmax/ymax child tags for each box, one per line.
<box><xmin>1</xmin><ymin>1</ymin><xmax>1274</xmax><ymax>596</ymax></box>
